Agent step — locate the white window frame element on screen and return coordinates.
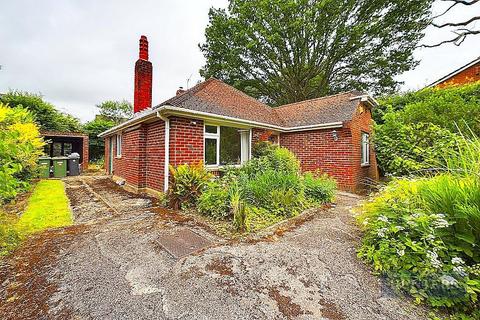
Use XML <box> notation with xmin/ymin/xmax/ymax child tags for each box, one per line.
<box><xmin>204</xmin><ymin>124</ymin><xmax>251</xmax><ymax>168</ymax></box>
<box><xmin>204</xmin><ymin>125</ymin><xmax>220</xmax><ymax>167</ymax></box>
<box><xmin>361</xmin><ymin>132</ymin><xmax>370</xmax><ymax>166</ymax></box>
<box><xmin>116</xmin><ymin>134</ymin><xmax>122</xmax><ymax>157</ymax></box>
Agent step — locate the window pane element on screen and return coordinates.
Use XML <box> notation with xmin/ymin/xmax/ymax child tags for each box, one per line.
<box><xmin>205</xmin><ymin>125</ymin><xmax>218</xmax><ymax>134</ymax></box>
<box><xmin>53</xmin><ymin>142</ymin><xmax>62</xmax><ymax>157</ymax></box>
<box><xmin>220</xmin><ymin>126</ymin><xmax>241</xmax><ymax>165</ymax></box>
<box><xmin>64</xmin><ymin>143</ymin><xmax>72</xmax><ymax>156</ymax></box>
<box><xmin>205</xmin><ymin>138</ymin><xmax>217</xmax><ymax>165</ymax></box>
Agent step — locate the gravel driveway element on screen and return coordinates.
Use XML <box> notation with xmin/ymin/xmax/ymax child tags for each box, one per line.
<box><xmin>0</xmin><ymin>176</ymin><xmax>427</xmax><ymax>320</ymax></box>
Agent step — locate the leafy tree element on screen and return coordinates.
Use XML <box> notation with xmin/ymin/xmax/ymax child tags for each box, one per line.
<box><xmin>200</xmin><ymin>0</ymin><xmax>433</xmax><ymax>106</ymax></box>
<box><xmin>96</xmin><ymin>100</ymin><xmax>132</xmax><ymax>124</ymax></box>
<box><xmin>0</xmin><ymin>91</ymin><xmax>82</xmax><ymax>132</ymax></box>
<box><xmin>83</xmin><ymin>118</ymin><xmax>115</xmax><ymax>161</ymax></box>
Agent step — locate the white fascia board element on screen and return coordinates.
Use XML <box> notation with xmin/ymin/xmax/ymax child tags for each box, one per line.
<box><xmin>349</xmin><ymin>94</ymin><xmax>378</xmax><ymax>108</ymax></box>
<box><xmin>97</xmin><ymin>108</ymin><xmax>157</xmax><ymax>138</ymax></box>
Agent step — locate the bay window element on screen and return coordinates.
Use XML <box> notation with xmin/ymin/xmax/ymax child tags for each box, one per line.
<box><xmin>204</xmin><ymin>124</ymin><xmax>250</xmax><ymax>167</ymax></box>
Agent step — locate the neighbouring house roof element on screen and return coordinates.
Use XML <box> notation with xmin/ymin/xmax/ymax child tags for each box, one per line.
<box><xmin>427</xmin><ymin>55</ymin><xmax>480</xmax><ymax>88</ymax></box>
<box><xmin>99</xmin><ymin>78</ymin><xmax>376</xmax><ymax>137</ymax></box>
<box><xmin>41</xmin><ymin>131</ymin><xmax>88</xmax><ymax>138</ymax></box>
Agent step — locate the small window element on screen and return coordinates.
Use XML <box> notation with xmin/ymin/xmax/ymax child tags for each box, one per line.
<box><xmin>361</xmin><ymin>132</ymin><xmax>370</xmax><ymax>165</ymax></box>
<box><xmin>116</xmin><ymin>134</ymin><xmax>122</xmax><ymax>157</ymax></box>
<box><xmin>205</xmin><ymin>125</ymin><xmax>218</xmax><ymax>134</ymax></box>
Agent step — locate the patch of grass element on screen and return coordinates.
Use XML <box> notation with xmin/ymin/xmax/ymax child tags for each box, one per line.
<box><xmin>1</xmin><ymin>180</ymin><xmax>72</xmax><ymax>257</ymax></box>
<box><xmin>17</xmin><ymin>180</ymin><xmax>72</xmax><ymax>234</ymax></box>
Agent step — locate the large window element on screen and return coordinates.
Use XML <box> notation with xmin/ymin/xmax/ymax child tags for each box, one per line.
<box><xmin>361</xmin><ymin>132</ymin><xmax>370</xmax><ymax>165</ymax></box>
<box><xmin>116</xmin><ymin>134</ymin><xmax>122</xmax><ymax>157</ymax></box>
<box><xmin>204</xmin><ymin>125</ymin><xmax>250</xmax><ymax>166</ymax></box>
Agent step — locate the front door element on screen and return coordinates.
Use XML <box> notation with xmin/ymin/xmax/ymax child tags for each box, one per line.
<box><xmin>109</xmin><ymin>136</ymin><xmax>114</xmax><ymax>174</ymax></box>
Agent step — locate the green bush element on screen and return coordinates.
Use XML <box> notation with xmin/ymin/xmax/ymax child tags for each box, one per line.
<box><xmin>357</xmin><ymin>137</ymin><xmax>480</xmax><ymax>317</ymax></box>
<box><xmin>197</xmin><ymin>180</ymin><xmax>231</xmax><ymax>219</ymax></box>
<box><xmin>168</xmin><ymin>162</ymin><xmax>213</xmax><ymax>210</ymax></box>
<box><xmin>303</xmin><ymin>172</ymin><xmax>337</xmax><ymax>204</ymax></box>
<box><xmin>0</xmin><ymin>103</ymin><xmax>44</xmax><ymax>203</ymax></box>
<box><xmin>374</xmin><ymin>113</ymin><xmax>463</xmax><ymax>176</ymax></box>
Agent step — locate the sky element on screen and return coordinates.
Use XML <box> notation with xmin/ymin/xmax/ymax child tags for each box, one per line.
<box><xmin>0</xmin><ymin>0</ymin><xmax>478</xmax><ymax>123</ymax></box>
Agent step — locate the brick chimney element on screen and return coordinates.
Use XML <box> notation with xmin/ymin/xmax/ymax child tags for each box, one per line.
<box><xmin>134</xmin><ymin>35</ymin><xmax>152</xmax><ymax>113</ymax></box>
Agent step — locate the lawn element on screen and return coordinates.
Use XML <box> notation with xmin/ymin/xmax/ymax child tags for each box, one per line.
<box><xmin>0</xmin><ymin>180</ymin><xmax>72</xmax><ymax>257</ymax></box>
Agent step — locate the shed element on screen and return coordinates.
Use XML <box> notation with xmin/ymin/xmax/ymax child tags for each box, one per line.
<box><xmin>41</xmin><ymin>131</ymin><xmax>89</xmax><ymax>169</ymax></box>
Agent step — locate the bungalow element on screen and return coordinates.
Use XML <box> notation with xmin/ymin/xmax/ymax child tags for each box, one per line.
<box><xmin>99</xmin><ymin>36</ymin><xmax>379</xmax><ymax>194</ymax></box>
<box><xmin>428</xmin><ymin>55</ymin><xmax>480</xmax><ymax>88</ymax></box>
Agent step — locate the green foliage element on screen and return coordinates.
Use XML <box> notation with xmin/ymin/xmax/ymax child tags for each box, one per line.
<box><xmin>200</xmin><ymin>0</ymin><xmax>433</xmax><ymax>105</ymax></box>
<box><xmin>0</xmin><ymin>90</ymin><xmax>82</xmax><ymax>132</ymax></box>
<box><xmin>303</xmin><ymin>172</ymin><xmax>337</xmax><ymax>204</ymax></box>
<box><xmin>375</xmin><ymin>82</ymin><xmax>480</xmax><ymax>134</ymax></box>
<box><xmin>374</xmin><ymin>113</ymin><xmax>463</xmax><ymax>176</ymax></box>
<box><xmin>83</xmin><ymin>118</ymin><xmax>116</xmax><ymax>161</ymax></box>
<box><xmin>197</xmin><ymin>180</ymin><xmax>231</xmax><ymax>219</ymax></box>
<box><xmin>357</xmin><ymin>137</ymin><xmax>480</xmax><ymax>316</ymax></box>
<box><xmin>0</xmin><ymin>211</ymin><xmax>22</xmax><ymax>257</ymax></box>
<box><xmin>0</xmin><ymin>103</ymin><xmax>44</xmax><ymax>203</ymax></box>
<box><xmin>96</xmin><ymin>100</ymin><xmax>132</xmax><ymax>124</ymax></box>
<box><xmin>168</xmin><ymin>162</ymin><xmax>213</xmax><ymax>210</ymax></box>
<box><xmin>197</xmin><ymin>142</ymin><xmax>336</xmax><ymax>231</ymax></box>
<box><xmin>374</xmin><ymin>83</ymin><xmax>480</xmax><ymax>176</ymax></box>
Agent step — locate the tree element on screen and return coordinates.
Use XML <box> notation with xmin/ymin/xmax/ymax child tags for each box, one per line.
<box><xmin>421</xmin><ymin>0</ymin><xmax>480</xmax><ymax>47</ymax></box>
<box><xmin>83</xmin><ymin>118</ymin><xmax>115</xmax><ymax>161</ymax></box>
<box><xmin>96</xmin><ymin>100</ymin><xmax>132</xmax><ymax>124</ymax></box>
<box><xmin>200</xmin><ymin>0</ymin><xmax>433</xmax><ymax>106</ymax></box>
<box><xmin>0</xmin><ymin>91</ymin><xmax>82</xmax><ymax>132</ymax></box>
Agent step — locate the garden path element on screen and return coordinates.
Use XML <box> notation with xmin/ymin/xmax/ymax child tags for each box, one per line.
<box><xmin>0</xmin><ymin>176</ymin><xmax>427</xmax><ymax>320</ymax></box>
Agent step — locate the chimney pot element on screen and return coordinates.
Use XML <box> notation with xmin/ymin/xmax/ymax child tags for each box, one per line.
<box><xmin>176</xmin><ymin>86</ymin><xmax>186</xmax><ymax>96</ymax></box>
<box><xmin>139</xmin><ymin>35</ymin><xmax>149</xmax><ymax>60</ymax></box>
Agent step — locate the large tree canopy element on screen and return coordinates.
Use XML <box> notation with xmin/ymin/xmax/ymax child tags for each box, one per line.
<box><xmin>200</xmin><ymin>0</ymin><xmax>433</xmax><ymax>105</ymax></box>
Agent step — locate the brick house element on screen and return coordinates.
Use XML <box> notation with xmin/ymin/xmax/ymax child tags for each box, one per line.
<box><xmin>428</xmin><ymin>56</ymin><xmax>480</xmax><ymax>88</ymax></box>
<box><xmin>99</xmin><ymin>36</ymin><xmax>378</xmax><ymax>194</ymax></box>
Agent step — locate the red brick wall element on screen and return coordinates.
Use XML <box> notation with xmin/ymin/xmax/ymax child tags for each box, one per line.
<box><xmin>347</xmin><ymin>105</ymin><xmax>379</xmax><ymax>191</ymax></box>
<box><xmin>280</xmin><ymin>103</ymin><xmax>378</xmax><ymax>192</ymax></box>
<box><xmin>109</xmin><ymin>126</ymin><xmax>147</xmax><ymax>188</ymax></box>
<box><xmin>169</xmin><ymin>116</ymin><xmax>204</xmax><ymax>166</ymax></box>
<box><xmin>437</xmin><ymin>62</ymin><xmax>480</xmax><ymax>88</ymax></box>
<box><xmin>145</xmin><ymin>120</ymin><xmax>165</xmax><ymax>191</ymax></box>
<box><xmin>280</xmin><ymin>127</ymin><xmax>355</xmax><ymax>190</ymax></box>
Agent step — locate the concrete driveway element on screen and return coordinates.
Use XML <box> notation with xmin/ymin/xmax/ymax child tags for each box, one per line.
<box><xmin>0</xmin><ymin>177</ymin><xmax>427</xmax><ymax>320</ymax></box>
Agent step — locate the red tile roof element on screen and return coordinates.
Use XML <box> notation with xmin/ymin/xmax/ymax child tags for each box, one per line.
<box><xmin>156</xmin><ymin>78</ymin><xmax>366</xmax><ymax>128</ymax></box>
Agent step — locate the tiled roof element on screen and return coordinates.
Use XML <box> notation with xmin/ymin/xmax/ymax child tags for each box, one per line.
<box><xmin>155</xmin><ymin>78</ymin><xmax>366</xmax><ymax>128</ymax></box>
<box><xmin>157</xmin><ymin>78</ymin><xmax>284</xmax><ymax>126</ymax></box>
<box><xmin>273</xmin><ymin>91</ymin><xmax>364</xmax><ymax>127</ymax></box>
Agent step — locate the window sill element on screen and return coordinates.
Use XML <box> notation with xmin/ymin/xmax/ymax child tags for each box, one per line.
<box><xmin>115</xmin><ymin>156</ymin><xmax>122</xmax><ymax>159</ymax></box>
<box><xmin>205</xmin><ymin>164</ymin><xmax>242</xmax><ymax>171</ymax></box>
<box><xmin>361</xmin><ymin>163</ymin><xmax>370</xmax><ymax>168</ymax></box>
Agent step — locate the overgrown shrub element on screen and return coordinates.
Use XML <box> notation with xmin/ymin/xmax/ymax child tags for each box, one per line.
<box><xmin>168</xmin><ymin>162</ymin><xmax>212</xmax><ymax>210</ymax></box>
<box><xmin>357</xmin><ymin>136</ymin><xmax>480</xmax><ymax>317</ymax></box>
<box><xmin>303</xmin><ymin>172</ymin><xmax>336</xmax><ymax>204</ymax></box>
<box><xmin>197</xmin><ymin>180</ymin><xmax>231</xmax><ymax>219</ymax></box>
<box><xmin>374</xmin><ymin>113</ymin><xmax>463</xmax><ymax>176</ymax></box>
<box><xmin>0</xmin><ymin>103</ymin><xmax>44</xmax><ymax>203</ymax></box>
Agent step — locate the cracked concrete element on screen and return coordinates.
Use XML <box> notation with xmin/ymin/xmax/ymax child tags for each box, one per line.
<box><xmin>0</xmin><ymin>176</ymin><xmax>427</xmax><ymax>319</ymax></box>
